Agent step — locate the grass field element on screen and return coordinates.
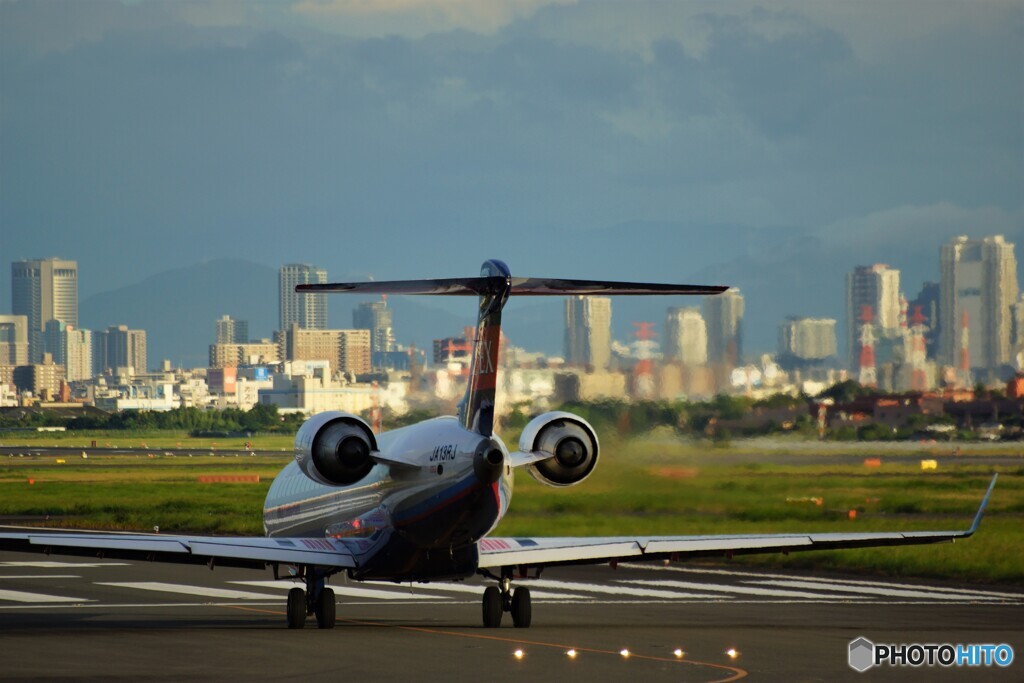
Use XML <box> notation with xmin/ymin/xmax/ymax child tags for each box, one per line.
<box><xmin>1</xmin><ymin>436</ymin><xmax>1020</xmax><ymax>584</ymax></box>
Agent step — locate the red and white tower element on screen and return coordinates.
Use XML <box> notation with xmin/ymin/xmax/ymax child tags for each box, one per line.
<box><xmin>858</xmin><ymin>305</ymin><xmax>877</xmax><ymax>388</ymax></box>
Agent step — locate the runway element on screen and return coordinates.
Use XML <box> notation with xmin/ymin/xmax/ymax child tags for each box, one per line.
<box><xmin>1</xmin><ymin>550</ymin><xmax>1020</xmax><ymax>681</ymax></box>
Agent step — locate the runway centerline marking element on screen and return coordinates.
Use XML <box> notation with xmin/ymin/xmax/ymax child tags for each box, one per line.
<box><xmin>0</xmin><ymin>561</ymin><xmax>131</xmax><ymax>568</ymax></box>
<box><xmin>528</xmin><ymin>578</ymin><xmax>729</xmax><ymax>599</ymax></box>
<box><xmin>0</xmin><ymin>575</ymin><xmax>80</xmax><ymax>580</ymax></box>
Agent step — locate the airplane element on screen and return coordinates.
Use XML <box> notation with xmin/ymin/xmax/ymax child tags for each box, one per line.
<box><xmin>0</xmin><ymin>259</ymin><xmax>998</xmax><ymax>630</ymax></box>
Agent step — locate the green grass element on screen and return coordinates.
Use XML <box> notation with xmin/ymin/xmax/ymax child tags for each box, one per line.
<box><xmin>1</xmin><ymin>438</ymin><xmax>1021</xmax><ymax>584</ymax></box>
<box><xmin>0</xmin><ymin>430</ymin><xmax>294</xmax><ymax>450</ymax></box>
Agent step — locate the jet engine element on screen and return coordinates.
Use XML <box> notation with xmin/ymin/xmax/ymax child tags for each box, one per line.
<box><xmin>294</xmin><ymin>412</ymin><xmax>378</xmax><ymax>487</ymax></box>
<box><xmin>518</xmin><ymin>411</ymin><xmax>599</xmax><ymax>487</ymax></box>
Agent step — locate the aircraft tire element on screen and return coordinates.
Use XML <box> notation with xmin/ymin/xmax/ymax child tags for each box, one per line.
<box><xmin>482</xmin><ymin>586</ymin><xmax>503</xmax><ymax>628</ymax></box>
<box><xmin>286</xmin><ymin>587</ymin><xmax>306</xmax><ymax>629</ymax></box>
<box><xmin>511</xmin><ymin>586</ymin><xmax>532</xmax><ymax>628</ymax></box>
<box><xmin>315</xmin><ymin>587</ymin><xmax>336</xmax><ymax>629</ymax></box>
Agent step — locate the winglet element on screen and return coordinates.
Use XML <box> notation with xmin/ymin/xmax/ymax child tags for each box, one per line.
<box><xmin>966</xmin><ymin>474</ymin><xmax>998</xmax><ymax>536</ymax></box>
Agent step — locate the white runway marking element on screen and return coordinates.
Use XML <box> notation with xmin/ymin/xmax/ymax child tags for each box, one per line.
<box><xmin>381</xmin><ymin>582</ymin><xmax>589</xmax><ymax>601</ymax></box>
<box><xmin>750</xmin><ymin>579</ymin><xmax>1008</xmax><ymax>602</ymax></box>
<box><xmin>97</xmin><ymin>582</ymin><xmax>281</xmax><ymax>600</ymax></box>
<box><xmin>527</xmin><ymin>578</ymin><xmax>729</xmax><ymax>599</ymax></box>
<box><xmin>0</xmin><ymin>575</ymin><xmax>80</xmax><ymax>580</ymax></box>
<box><xmin>619</xmin><ymin>578</ymin><xmax>842</xmax><ymax>600</ymax></box>
<box><xmin>0</xmin><ymin>561</ymin><xmax>130</xmax><ymax>568</ymax></box>
<box><xmin>232</xmin><ymin>581</ymin><xmax>442</xmax><ymax>601</ymax></box>
<box><xmin>0</xmin><ymin>589</ymin><xmax>90</xmax><ymax>603</ymax></box>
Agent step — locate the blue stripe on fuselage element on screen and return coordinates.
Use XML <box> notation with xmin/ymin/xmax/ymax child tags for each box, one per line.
<box><xmin>392</xmin><ymin>473</ymin><xmax>481</xmax><ymax>526</ymax></box>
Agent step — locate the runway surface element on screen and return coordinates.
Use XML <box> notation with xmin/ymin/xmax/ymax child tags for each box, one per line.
<box><xmin>1</xmin><ymin>550</ymin><xmax>1020</xmax><ymax>682</ymax></box>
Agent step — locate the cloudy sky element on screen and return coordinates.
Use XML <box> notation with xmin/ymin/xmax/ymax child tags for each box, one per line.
<box><xmin>1</xmin><ymin>0</ymin><xmax>1021</xmax><ymax>356</ymax></box>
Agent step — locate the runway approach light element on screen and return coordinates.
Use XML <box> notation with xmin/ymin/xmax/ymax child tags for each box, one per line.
<box><xmin>726</xmin><ymin>648</ymin><xmax>740</xmax><ymax>659</ymax></box>
<box><xmin>673</xmin><ymin>649</ymin><xmax>685</xmax><ymax>659</ymax></box>
<box><xmin>566</xmin><ymin>649</ymin><xmax>577</xmax><ymax>659</ymax></box>
<box><xmin>619</xmin><ymin>649</ymin><xmax>631</xmax><ymax>659</ymax></box>
<box><xmin>513</xmin><ymin>649</ymin><xmax>525</xmax><ymax>660</ymax></box>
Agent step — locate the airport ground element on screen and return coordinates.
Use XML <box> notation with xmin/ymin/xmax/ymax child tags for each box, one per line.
<box><xmin>0</xmin><ymin>550</ymin><xmax>1021</xmax><ymax>682</ymax></box>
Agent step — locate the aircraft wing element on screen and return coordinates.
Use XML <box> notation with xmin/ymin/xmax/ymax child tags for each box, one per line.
<box><xmin>478</xmin><ymin>474</ymin><xmax>997</xmax><ymax>569</ymax></box>
<box><xmin>0</xmin><ymin>530</ymin><xmax>357</xmax><ymax>570</ymax></box>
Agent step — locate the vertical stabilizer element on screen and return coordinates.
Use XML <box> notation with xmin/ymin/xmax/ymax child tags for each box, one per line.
<box><xmin>460</xmin><ymin>260</ymin><xmax>512</xmax><ymax>436</ymax></box>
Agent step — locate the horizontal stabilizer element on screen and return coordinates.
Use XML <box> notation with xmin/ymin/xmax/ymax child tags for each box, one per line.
<box><xmin>298</xmin><ymin>277</ymin><xmax>727</xmax><ymax>297</ymax></box>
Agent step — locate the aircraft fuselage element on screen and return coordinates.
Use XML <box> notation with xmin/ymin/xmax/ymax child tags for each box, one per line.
<box><xmin>262</xmin><ymin>416</ymin><xmax>513</xmax><ymax>581</ymax></box>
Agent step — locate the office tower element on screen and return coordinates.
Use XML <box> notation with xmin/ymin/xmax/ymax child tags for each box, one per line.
<box><xmin>353</xmin><ymin>300</ymin><xmax>395</xmax><ymax>354</ymax></box>
<box><xmin>1014</xmin><ymin>294</ymin><xmax>1024</xmax><ymax>368</ymax></box>
<box><xmin>279</xmin><ymin>264</ymin><xmax>327</xmax><ymax>331</ymax></box>
<box><xmin>11</xmin><ymin>258</ymin><xmax>78</xmax><ymax>362</ymax></box>
<box><xmin>778</xmin><ymin>317</ymin><xmax>837</xmax><ymax>368</ymax></box>
<box><xmin>939</xmin><ymin>235</ymin><xmax>1019</xmax><ymax>372</ymax></box>
<box><xmin>846</xmin><ymin>265</ymin><xmax>900</xmax><ymax>368</ymax></box>
<box><xmin>0</xmin><ymin>315</ymin><xmax>29</xmax><ymax>366</ymax></box>
<box><xmin>665</xmin><ymin>307</ymin><xmax>708</xmax><ymax>366</ymax></box>
<box><xmin>565</xmin><ymin>296</ymin><xmax>611</xmax><ymax>371</ymax></box>
<box><xmin>704</xmin><ymin>288</ymin><xmax>744</xmax><ymax>367</ymax></box>
<box><xmin>282</xmin><ymin>325</ymin><xmax>371</xmax><ymax>376</ymax></box>
<box><xmin>215</xmin><ymin>315</ymin><xmax>249</xmax><ymax>344</ymax></box>
<box><xmin>95</xmin><ymin>326</ymin><xmax>147</xmax><ymax>375</ymax></box>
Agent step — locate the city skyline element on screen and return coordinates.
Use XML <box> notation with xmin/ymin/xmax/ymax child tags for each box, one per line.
<box><xmin>1</xmin><ymin>1</ymin><xmax>1020</xmax><ymax>365</ymax></box>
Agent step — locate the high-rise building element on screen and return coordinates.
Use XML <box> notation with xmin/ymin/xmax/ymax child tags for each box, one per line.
<box><xmin>215</xmin><ymin>315</ymin><xmax>249</xmax><ymax>344</ymax></box>
<box><xmin>95</xmin><ymin>326</ymin><xmax>147</xmax><ymax>375</ymax></box>
<box><xmin>778</xmin><ymin>317</ymin><xmax>837</xmax><ymax>369</ymax></box>
<box><xmin>11</xmin><ymin>258</ymin><xmax>78</xmax><ymax>363</ymax></box>
<box><xmin>665</xmin><ymin>307</ymin><xmax>708</xmax><ymax>366</ymax></box>
<box><xmin>209</xmin><ymin>341</ymin><xmax>280</xmax><ymax>368</ymax></box>
<box><xmin>281</xmin><ymin>325</ymin><xmax>371</xmax><ymax>376</ymax></box>
<box><xmin>939</xmin><ymin>235</ymin><xmax>1019</xmax><ymax>373</ymax></box>
<box><xmin>353</xmin><ymin>300</ymin><xmax>394</xmax><ymax>355</ymax></box>
<box><xmin>565</xmin><ymin>296</ymin><xmax>611</xmax><ymax>371</ymax></box>
<box><xmin>279</xmin><ymin>264</ymin><xmax>327</xmax><ymax>331</ymax></box>
<box><xmin>704</xmin><ymin>288</ymin><xmax>744</xmax><ymax>367</ymax></box>
<box><xmin>0</xmin><ymin>315</ymin><xmax>29</xmax><ymax>366</ymax></box>
<box><xmin>846</xmin><ymin>264</ymin><xmax>901</xmax><ymax>368</ymax></box>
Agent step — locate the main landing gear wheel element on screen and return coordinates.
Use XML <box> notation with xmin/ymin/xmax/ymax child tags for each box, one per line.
<box><xmin>482</xmin><ymin>586</ymin><xmax>503</xmax><ymax>628</ymax></box>
<box><xmin>511</xmin><ymin>586</ymin><xmax>532</xmax><ymax>628</ymax></box>
<box><xmin>286</xmin><ymin>587</ymin><xmax>306</xmax><ymax>629</ymax></box>
<box><xmin>315</xmin><ymin>587</ymin><xmax>336</xmax><ymax>629</ymax></box>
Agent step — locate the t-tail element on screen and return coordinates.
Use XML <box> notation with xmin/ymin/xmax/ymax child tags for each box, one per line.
<box><xmin>297</xmin><ymin>259</ymin><xmax>728</xmax><ymax>436</ymax></box>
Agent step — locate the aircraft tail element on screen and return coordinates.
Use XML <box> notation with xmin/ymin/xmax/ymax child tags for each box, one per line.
<box><xmin>298</xmin><ymin>260</ymin><xmax>727</xmax><ymax>436</ymax></box>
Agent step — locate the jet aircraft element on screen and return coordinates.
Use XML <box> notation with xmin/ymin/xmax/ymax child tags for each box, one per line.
<box><xmin>0</xmin><ymin>260</ymin><xmax>997</xmax><ymax>629</ymax></box>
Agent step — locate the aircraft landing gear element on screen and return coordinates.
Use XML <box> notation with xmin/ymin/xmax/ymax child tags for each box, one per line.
<box><xmin>285</xmin><ymin>566</ymin><xmax>337</xmax><ymax>630</ymax></box>
<box><xmin>481</xmin><ymin>574</ymin><xmax>532</xmax><ymax>628</ymax></box>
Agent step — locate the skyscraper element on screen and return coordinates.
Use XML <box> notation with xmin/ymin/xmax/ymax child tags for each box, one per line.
<box><xmin>0</xmin><ymin>315</ymin><xmax>29</xmax><ymax>366</ymax></box>
<box><xmin>95</xmin><ymin>326</ymin><xmax>147</xmax><ymax>376</ymax></box>
<box><xmin>11</xmin><ymin>258</ymin><xmax>78</xmax><ymax>363</ymax></box>
<box><xmin>846</xmin><ymin>264</ymin><xmax>901</xmax><ymax>368</ymax></box>
<box><xmin>665</xmin><ymin>307</ymin><xmax>708</xmax><ymax>366</ymax></box>
<box><xmin>778</xmin><ymin>317</ymin><xmax>837</xmax><ymax>369</ymax></box>
<box><xmin>565</xmin><ymin>296</ymin><xmax>611</xmax><ymax>371</ymax></box>
<box><xmin>939</xmin><ymin>235</ymin><xmax>1019</xmax><ymax>373</ymax></box>
<box><xmin>353</xmin><ymin>300</ymin><xmax>394</xmax><ymax>354</ymax></box>
<box><xmin>279</xmin><ymin>264</ymin><xmax>328</xmax><ymax>331</ymax></box>
<box><xmin>704</xmin><ymin>288</ymin><xmax>744</xmax><ymax>367</ymax></box>
<box><xmin>215</xmin><ymin>315</ymin><xmax>249</xmax><ymax>344</ymax></box>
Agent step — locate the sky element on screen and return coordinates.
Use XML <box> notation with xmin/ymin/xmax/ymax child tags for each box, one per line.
<box><xmin>1</xmin><ymin>0</ymin><xmax>1022</xmax><ymax>360</ymax></box>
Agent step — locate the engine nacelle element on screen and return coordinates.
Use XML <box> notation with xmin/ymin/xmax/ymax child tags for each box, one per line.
<box><xmin>519</xmin><ymin>411</ymin><xmax>599</xmax><ymax>487</ymax></box>
<box><xmin>294</xmin><ymin>411</ymin><xmax>378</xmax><ymax>487</ymax></box>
